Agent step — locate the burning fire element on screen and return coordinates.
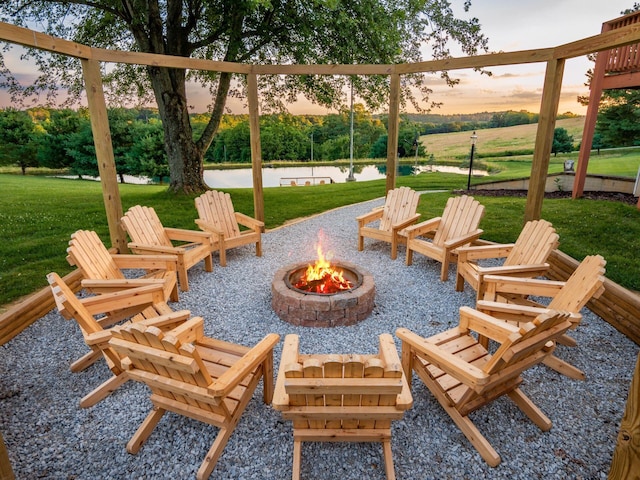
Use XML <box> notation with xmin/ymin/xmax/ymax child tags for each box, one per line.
<box><xmin>293</xmin><ymin>243</ymin><xmax>353</xmax><ymax>294</ymax></box>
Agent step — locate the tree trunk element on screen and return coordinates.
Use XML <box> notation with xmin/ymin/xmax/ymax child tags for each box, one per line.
<box><xmin>148</xmin><ymin>66</ymin><xmax>208</xmax><ymax>194</ymax></box>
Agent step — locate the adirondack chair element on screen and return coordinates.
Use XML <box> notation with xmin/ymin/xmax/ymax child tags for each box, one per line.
<box><xmin>396</xmin><ymin>307</ymin><xmax>577</xmax><ymax>467</ymax></box>
<box><xmin>272</xmin><ymin>334</ymin><xmax>413</xmax><ymax>480</ymax></box>
<box><xmin>194</xmin><ymin>190</ymin><xmax>264</xmax><ymax>267</ymax></box>
<box><xmin>67</xmin><ymin>229</ymin><xmax>179</xmax><ymax>303</ymax></box>
<box><xmin>108</xmin><ymin>317</ymin><xmax>279</xmax><ymax>480</ymax></box>
<box><xmin>402</xmin><ymin>195</ymin><xmax>485</xmax><ymax>281</ymax></box>
<box><xmin>455</xmin><ymin>219</ymin><xmax>559</xmax><ymax>298</ymax></box>
<box><xmin>120</xmin><ymin>205</ymin><xmax>214</xmax><ymax>292</ymax></box>
<box><xmin>357</xmin><ymin>186</ymin><xmax>421</xmax><ymax>260</ymax></box>
<box><xmin>47</xmin><ymin>272</ymin><xmax>192</xmax><ymax>408</ymax></box>
<box><xmin>476</xmin><ymin>254</ymin><xmax>606</xmax><ymax>380</ymax></box>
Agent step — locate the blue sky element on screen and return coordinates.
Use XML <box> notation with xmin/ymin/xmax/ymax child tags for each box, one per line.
<box><xmin>0</xmin><ymin>1</ymin><xmax>636</xmax><ymax>115</ymax></box>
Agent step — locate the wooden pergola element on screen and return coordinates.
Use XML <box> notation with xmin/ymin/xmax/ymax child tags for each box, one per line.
<box><xmin>2</xmin><ymin>21</ymin><xmax>640</xmax><ymax>252</ymax></box>
<box><xmin>1</xmin><ymin>20</ymin><xmax>640</xmax><ymax>477</ymax></box>
<box><xmin>574</xmin><ymin>10</ymin><xmax>640</xmax><ymax>206</ymax></box>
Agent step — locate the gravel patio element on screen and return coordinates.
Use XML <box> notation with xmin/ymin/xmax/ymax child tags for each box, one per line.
<box><xmin>1</xmin><ymin>197</ymin><xmax>637</xmax><ymax>479</ymax></box>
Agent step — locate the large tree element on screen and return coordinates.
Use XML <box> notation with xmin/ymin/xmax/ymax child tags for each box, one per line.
<box><xmin>0</xmin><ymin>0</ymin><xmax>488</xmax><ymax>193</ymax></box>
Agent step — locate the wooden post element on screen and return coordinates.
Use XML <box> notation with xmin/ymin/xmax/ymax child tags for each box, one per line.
<box><xmin>386</xmin><ymin>73</ymin><xmax>400</xmax><ymax>193</ymax></box>
<box><xmin>609</xmin><ymin>352</ymin><xmax>640</xmax><ymax>479</ymax></box>
<box><xmin>247</xmin><ymin>73</ymin><xmax>265</xmax><ymax>224</ymax></box>
<box><xmin>525</xmin><ymin>58</ymin><xmax>565</xmax><ymax>222</ymax></box>
<box><xmin>80</xmin><ymin>59</ymin><xmax>127</xmax><ymax>252</ymax></box>
<box><xmin>0</xmin><ymin>430</ymin><xmax>14</xmax><ymax>480</ymax></box>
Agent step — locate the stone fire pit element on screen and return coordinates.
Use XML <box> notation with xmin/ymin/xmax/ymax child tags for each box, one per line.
<box><xmin>271</xmin><ymin>260</ymin><xmax>375</xmax><ymax>327</ymax></box>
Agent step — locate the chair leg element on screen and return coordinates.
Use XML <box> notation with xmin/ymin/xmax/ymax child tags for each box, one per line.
<box><xmin>169</xmin><ymin>282</ymin><xmax>180</xmax><ymax>302</ymax></box>
<box><xmin>382</xmin><ymin>439</ymin><xmax>396</xmax><ymax>480</ymax></box>
<box><xmin>357</xmin><ymin>233</ymin><xmax>364</xmax><ymax>252</ymax></box>
<box><xmin>440</xmin><ymin>258</ymin><xmax>450</xmax><ymax>281</ymax></box>
<box><xmin>292</xmin><ymin>440</ymin><xmax>302</xmax><ymax>480</ymax></box>
<box><xmin>219</xmin><ymin>248</ymin><xmax>227</xmax><ymax>267</ymax></box>
<box><xmin>543</xmin><ymin>354</ymin><xmax>585</xmax><ymax>380</ymax></box>
<box><xmin>177</xmin><ymin>260</ymin><xmax>189</xmax><ymax>292</ymax></box>
<box><xmin>418</xmin><ymin>370</ymin><xmax>501</xmax><ymax>467</ymax></box>
<box><xmin>79</xmin><ymin>373</ymin><xmax>128</xmax><ymax>408</ymax></box>
<box><xmin>127</xmin><ymin>406</ymin><xmax>166</xmax><ymax>454</ymax></box>
<box><xmin>455</xmin><ymin>272</ymin><xmax>465</xmax><ymax>292</ymax></box>
<box><xmin>507</xmin><ymin>387</ymin><xmax>552</xmax><ymax>431</ymax></box>
<box><xmin>255</xmin><ymin>240</ymin><xmax>262</xmax><ymax>257</ymax></box>
<box><xmin>204</xmin><ymin>252</ymin><xmax>214</xmax><ymax>272</ymax></box>
<box><xmin>70</xmin><ymin>348</ymin><xmax>102</xmax><ymax>372</ymax></box>
<box><xmin>197</xmin><ymin>426</ymin><xmax>234</xmax><ymax>480</ymax></box>
<box><xmin>390</xmin><ymin>236</ymin><xmax>398</xmax><ymax>260</ymax></box>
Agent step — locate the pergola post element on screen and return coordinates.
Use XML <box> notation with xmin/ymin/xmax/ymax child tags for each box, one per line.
<box><xmin>247</xmin><ymin>73</ymin><xmax>265</xmax><ymax>224</ymax></box>
<box><xmin>525</xmin><ymin>58</ymin><xmax>565</xmax><ymax>222</ymax></box>
<box><xmin>80</xmin><ymin>59</ymin><xmax>127</xmax><ymax>251</ymax></box>
<box><xmin>386</xmin><ymin>73</ymin><xmax>401</xmax><ymax>193</ymax></box>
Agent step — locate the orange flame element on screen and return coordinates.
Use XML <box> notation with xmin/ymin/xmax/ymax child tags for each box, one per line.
<box><xmin>293</xmin><ymin>243</ymin><xmax>353</xmax><ymax>294</ymax></box>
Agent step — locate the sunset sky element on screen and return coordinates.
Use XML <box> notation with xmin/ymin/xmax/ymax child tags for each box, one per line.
<box><xmin>0</xmin><ymin>0</ymin><xmax>637</xmax><ymax>116</ymax></box>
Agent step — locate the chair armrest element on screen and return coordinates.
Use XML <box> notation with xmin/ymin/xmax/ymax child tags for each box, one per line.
<box><xmin>235</xmin><ymin>212</ymin><xmax>264</xmax><ymax>230</ymax></box>
<box><xmin>136</xmin><ymin>310</ymin><xmax>193</xmax><ymax>330</ymax></box>
<box><xmin>444</xmin><ymin>229</ymin><xmax>484</xmax><ymax>250</ymax></box>
<box><xmin>81</xmin><ymin>278</ymin><xmax>166</xmax><ymax>293</ymax></box>
<box><xmin>273</xmin><ymin>334</ymin><xmax>301</xmax><ymax>410</ymax></box>
<box><xmin>476</xmin><ymin>263</ymin><xmax>550</xmax><ymax>277</ymax></box>
<box><xmin>111</xmin><ymin>254</ymin><xmax>178</xmax><ymax>270</ymax></box>
<box><xmin>85</xmin><ymin>329</ymin><xmax>113</xmax><ymax>347</ymax></box>
<box><xmin>194</xmin><ymin>219</ymin><xmax>225</xmax><ymax>238</ymax></box>
<box><xmin>128</xmin><ymin>242</ymin><xmax>185</xmax><ymax>255</ymax></box>
<box><xmin>481</xmin><ymin>274</ymin><xmax>563</xmax><ymax>299</ymax></box>
<box><xmin>476</xmin><ymin>300</ymin><xmax>584</xmax><ymax>326</ymax></box>
<box><xmin>356</xmin><ymin>207</ymin><xmax>384</xmax><ymax>226</ymax></box>
<box><xmin>396</xmin><ymin>327</ymin><xmax>489</xmax><ymax>387</ymax></box>
<box><xmin>209</xmin><ymin>333</ymin><xmax>280</xmax><ymax>397</ymax></box>
<box><xmin>164</xmin><ymin>227</ymin><xmax>213</xmax><ymax>244</ymax></box>
<box><xmin>401</xmin><ymin>217</ymin><xmax>441</xmax><ymax>240</ymax></box>
<box><xmin>159</xmin><ymin>315</ymin><xmax>204</xmax><ymax>344</ymax></box>
<box><xmin>458</xmin><ymin>306</ymin><xmax>521</xmax><ymax>343</ymax></box>
<box><xmin>81</xmin><ymin>284</ymin><xmax>165</xmax><ymax>316</ymax></box>
<box><xmin>456</xmin><ymin>243</ymin><xmax>515</xmax><ymax>262</ymax></box>
<box><xmin>391</xmin><ymin>213</ymin><xmax>421</xmax><ymax>231</ymax></box>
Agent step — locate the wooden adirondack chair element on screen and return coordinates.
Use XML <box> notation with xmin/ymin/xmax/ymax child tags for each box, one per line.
<box><xmin>47</xmin><ymin>272</ymin><xmax>192</xmax><ymax>408</ymax></box>
<box><xmin>120</xmin><ymin>205</ymin><xmax>214</xmax><ymax>292</ymax></box>
<box><xmin>67</xmin><ymin>229</ymin><xmax>179</xmax><ymax>303</ymax></box>
<box><xmin>272</xmin><ymin>334</ymin><xmax>413</xmax><ymax>480</ymax></box>
<box><xmin>455</xmin><ymin>219</ymin><xmax>559</xmax><ymax>297</ymax></box>
<box><xmin>108</xmin><ymin>318</ymin><xmax>279</xmax><ymax>480</ymax></box>
<box><xmin>402</xmin><ymin>195</ymin><xmax>485</xmax><ymax>281</ymax></box>
<box><xmin>396</xmin><ymin>307</ymin><xmax>577</xmax><ymax>467</ymax></box>
<box><xmin>194</xmin><ymin>190</ymin><xmax>264</xmax><ymax>267</ymax></box>
<box><xmin>476</xmin><ymin>254</ymin><xmax>606</xmax><ymax>380</ymax></box>
<box><xmin>357</xmin><ymin>187</ymin><xmax>421</xmax><ymax>260</ymax></box>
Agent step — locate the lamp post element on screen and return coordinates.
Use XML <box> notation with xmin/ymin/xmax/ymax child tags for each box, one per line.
<box><xmin>467</xmin><ymin>131</ymin><xmax>478</xmax><ymax>191</ymax></box>
<box><xmin>346</xmin><ymin>76</ymin><xmax>356</xmax><ymax>182</ymax></box>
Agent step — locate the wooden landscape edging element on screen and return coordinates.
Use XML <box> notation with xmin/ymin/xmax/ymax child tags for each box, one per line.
<box><xmin>0</xmin><ymin>269</ymin><xmax>83</xmax><ymax>346</ymax></box>
<box><xmin>546</xmin><ymin>249</ymin><xmax>640</xmax><ymax>345</ymax></box>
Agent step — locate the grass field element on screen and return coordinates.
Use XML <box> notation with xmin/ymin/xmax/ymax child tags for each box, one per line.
<box><xmin>422</xmin><ymin>117</ymin><xmax>586</xmax><ymax>159</ymax></box>
<box><xmin>2</xmin><ymin>117</ymin><xmax>640</xmax><ymax>309</ymax></box>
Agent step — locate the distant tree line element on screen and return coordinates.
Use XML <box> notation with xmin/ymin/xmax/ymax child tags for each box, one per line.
<box><xmin>0</xmin><ymin>106</ymin><xmax>427</xmax><ymax>179</ymax></box>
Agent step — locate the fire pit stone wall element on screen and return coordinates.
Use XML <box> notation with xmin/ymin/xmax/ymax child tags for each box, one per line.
<box><xmin>272</xmin><ymin>260</ymin><xmax>375</xmax><ymax>327</ymax></box>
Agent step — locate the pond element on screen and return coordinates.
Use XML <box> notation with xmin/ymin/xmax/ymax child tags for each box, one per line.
<box><xmin>204</xmin><ymin>164</ymin><xmax>487</xmax><ymax>189</ymax></box>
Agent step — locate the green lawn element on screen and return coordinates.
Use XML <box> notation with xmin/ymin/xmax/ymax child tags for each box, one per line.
<box><xmin>2</xmin><ymin>170</ymin><xmax>640</xmax><ymax>309</ymax></box>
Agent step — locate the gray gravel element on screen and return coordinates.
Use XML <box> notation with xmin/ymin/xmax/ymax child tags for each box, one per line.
<box><xmin>1</xmin><ymin>197</ymin><xmax>638</xmax><ymax>479</ymax></box>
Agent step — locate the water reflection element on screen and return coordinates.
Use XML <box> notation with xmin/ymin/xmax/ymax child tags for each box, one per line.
<box><xmin>203</xmin><ymin>164</ymin><xmax>486</xmax><ymax>189</ymax></box>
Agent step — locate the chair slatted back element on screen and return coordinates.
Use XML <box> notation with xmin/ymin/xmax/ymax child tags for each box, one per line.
<box><xmin>121</xmin><ymin>205</ymin><xmax>173</xmax><ymax>248</ymax></box>
<box><xmin>379</xmin><ymin>187</ymin><xmax>420</xmax><ymax>232</ymax></box>
<box><xmin>505</xmin><ymin>219</ymin><xmax>559</xmax><ymax>266</ymax></box>
<box><xmin>432</xmin><ymin>195</ymin><xmax>485</xmax><ymax>247</ymax></box>
<box><xmin>195</xmin><ymin>190</ymin><xmax>240</xmax><ymax>239</ymax></box>
<box><xmin>482</xmin><ymin>310</ymin><xmax>573</xmax><ymax>376</ymax></box>
<box><xmin>548</xmin><ymin>255</ymin><xmax>606</xmax><ymax>312</ymax></box>
<box><xmin>67</xmin><ymin>230</ymin><xmax>124</xmax><ymax>280</ymax></box>
<box><xmin>110</xmin><ymin>321</ymin><xmax>228</xmax><ymax>417</ymax></box>
<box><xmin>282</xmin><ymin>335</ymin><xmax>407</xmax><ymax>430</ymax></box>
